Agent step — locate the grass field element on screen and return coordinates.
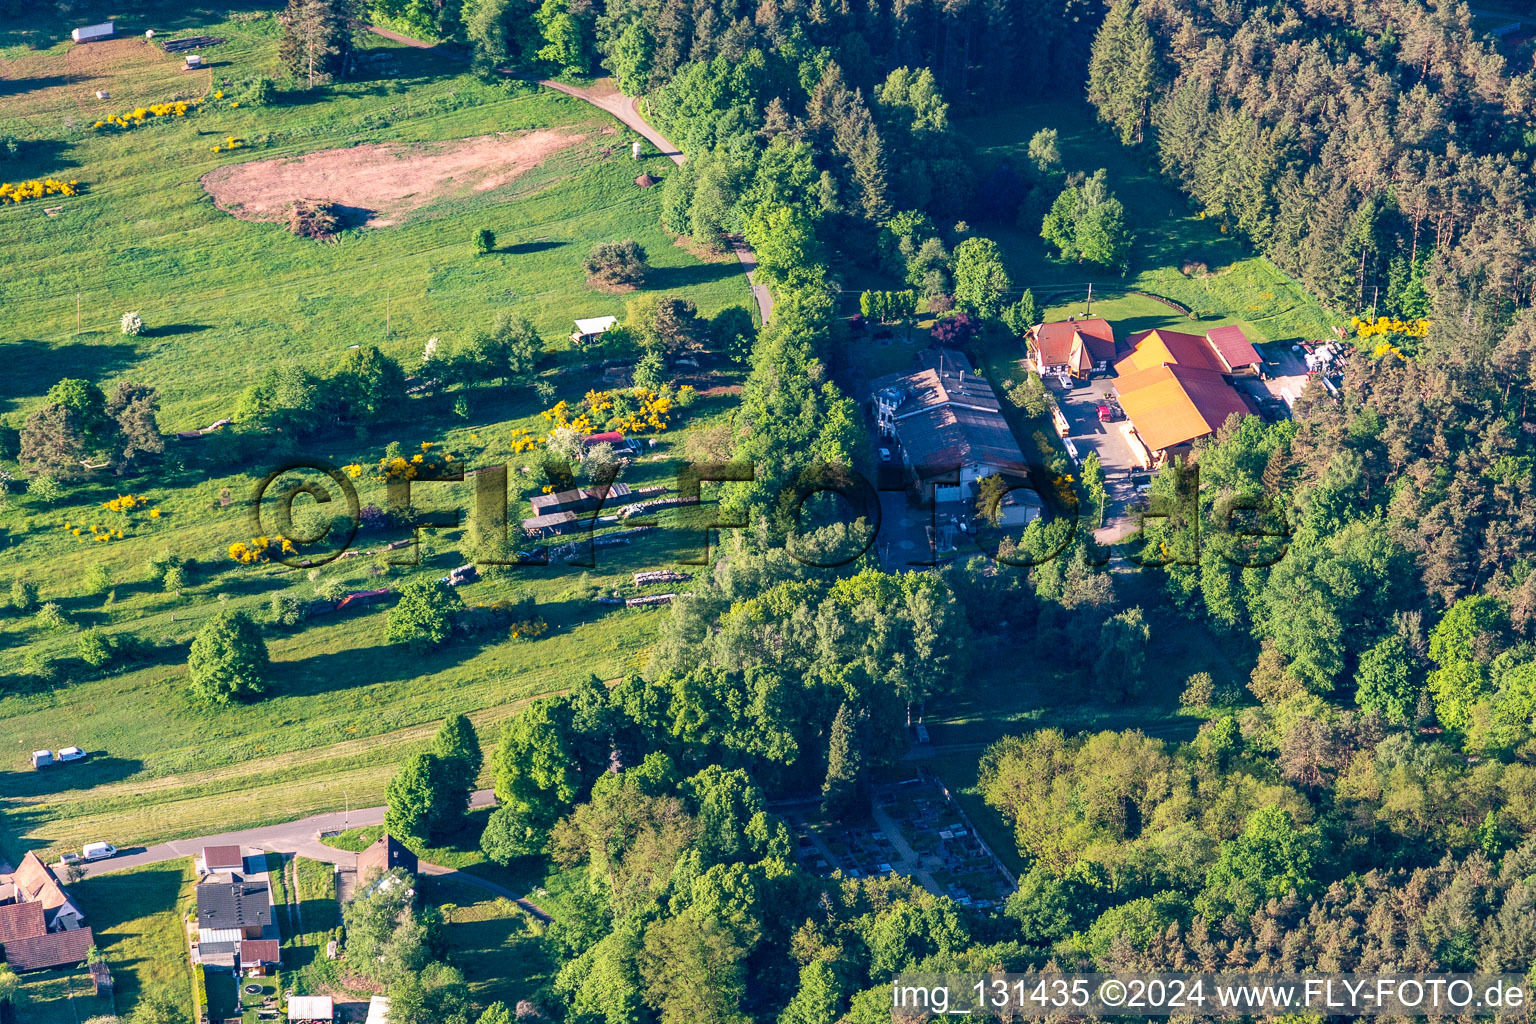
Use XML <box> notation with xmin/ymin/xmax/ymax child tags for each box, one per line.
<box><xmin>0</xmin><ymin>3</ymin><xmax>760</xmax><ymax>864</ymax></box>
<box><xmin>9</xmin><ymin>969</ymin><xmax>117</xmax><ymax>1024</ymax></box>
<box><xmin>954</xmin><ymin>100</ymin><xmax>1339</xmax><ymax>345</ymax></box>
<box><xmin>51</xmin><ymin>859</ymin><xmax>200</xmax><ymax>1020</ymax></box>
<box><xmin>421</xmin><ymin>876</ymin><xmax>554</xmax><ymax>1009</ymax></box>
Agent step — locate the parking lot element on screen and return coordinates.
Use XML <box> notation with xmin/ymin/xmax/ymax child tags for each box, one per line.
<box><xmin>1052</xmin><ymin>377</ymin><xmax>1146</xmax><ymax>542</ymax></box>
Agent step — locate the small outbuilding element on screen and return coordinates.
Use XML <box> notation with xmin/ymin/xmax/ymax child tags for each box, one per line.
<box><xmin>570</xmin><ymin>315</ymin><xmax>617</xmax><ymax>344</ymax></box>
<box><xmin>288</xmin><ymin>995</ymin><xmax>336</xmax><ymax>1022</ymax></box>
<box><xmin>70</xmin><ymin>21</ymin><xmax>114</xmax><ymax>42</ymax></box>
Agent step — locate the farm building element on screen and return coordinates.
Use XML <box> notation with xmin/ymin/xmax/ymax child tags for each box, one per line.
<box><xmin>530</xmin><ymin>483</ymin><xmax>633</xmax><ymax>517</ymax></box>
<box><xmin>357</xmin><ymin>834</ymin><xmax>418</xmax><ymax>886</ymax></box>
<box><xmin>871</xmin><ymin>348</ymin><xmax>1030</xmax><ymax>502</ymax></box>
<box><xmin>1027</xmin><ymin>317</ymin><xmax>1118</xmax><ymax>381</ymax></box>
<box><xmin>89</xmin><ymin>960</ymin><xmax>113</xmax><ymax>995</ymax></box>
<box><xmin>521</xmin><ymin>511</ymin><xmax>582</xmax><ymax>539</ymax></box>
<box><xmin>1204</xmin><ymin>324</ymin><xmax>1263</xmax><ymax>374</ymax></box>
<box><xmin>0</xmin><ymin>853</ymin><xmax>94</xmax><ymax>972</ymax></box>
<box><xmin>570</xmin><ymin>316</ymin><xmax>617</xmax><ymax>344</ymax></box>
<box><xmin>1113</xmin><ymin>329</ymin><xmax>1258</xmax><ymax>466</ymax></box>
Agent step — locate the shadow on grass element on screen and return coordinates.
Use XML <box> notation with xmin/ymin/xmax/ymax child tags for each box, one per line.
<box><xmin>0</xmin><ymin>74</ymin><xmax>72</xmax><ymax>97</ymax></box>
<box><xmin>644</xmin><ymin>261</ymin><xmax>744</xmax><ymax>291</ymax></box>
<box><xmin>148</xmin><ymin>323</ymin><xmax>213</xmax><ymax>338</ymax></box>
<box><xmin>502</xmin><ymin>239</ymin><xmax>565</xmax><ymax>255</ymax></box>
<box><xmin>4</xmin><ymin>339</ymin><xmax>142</xmax><ymax>412</ymax></box>
<box><xmin>0</xmin><ymin>755</ymin><xmax>145</xmax><ymax>801</ymax></box>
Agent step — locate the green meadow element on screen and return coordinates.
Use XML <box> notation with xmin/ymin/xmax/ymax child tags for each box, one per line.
<box><xmin>0</xmin><ymin>8</ymin><xmax>752</xmax><ymax>862</ymax></box>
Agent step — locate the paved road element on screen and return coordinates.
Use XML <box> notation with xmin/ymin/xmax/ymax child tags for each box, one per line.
<box><xmin>367</xmin><ymin>26</ymin><xmax>774</xmax><ymax>324</ymax></box>
<box><xmin>74</xmin><ymin>789</ymin><xmax>551</xmax><ymax>921</ymax></box>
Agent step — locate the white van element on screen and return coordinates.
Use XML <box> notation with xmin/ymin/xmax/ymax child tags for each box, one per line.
<box><xmin>82</xmin><ymin>842</ymin><xmax>116</xmax><ymax>861</ymax></box>
<box><xmin>31</xmin><ymin>750</ymin><xmax>53</xmax><ymax>769</ymax></box>
<box><xmin>57</xmin><ymin>746</ymin><xmax>86</xmax><ymax>763</ymax></box>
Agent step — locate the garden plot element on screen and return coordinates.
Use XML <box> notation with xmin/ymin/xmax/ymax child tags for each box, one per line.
<box><xmin>201</xmin><ymin>128</ymin><xmax>587</xmax><ymax>227</ymax></box>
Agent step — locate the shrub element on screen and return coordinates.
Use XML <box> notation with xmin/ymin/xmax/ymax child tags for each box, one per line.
<box><xmin>286</xmin><ymin>198</ymin><xmax>343</xmax><ymax>240</ymax></box>
<box><xmin>244</xmin><ymin>77</ymin><xmax>277</xmax><ymax>106</ymax></box>
<box><xmin>84</xmin><ymin>564</ymin><xmax>113</xmax><ymax>595</ymax></box>
<box><xmin>10</xmin><ymin>579</ymin><xmax>37</xmax><ymax>613</ymax></box>
<box><xmin>77</xmin><ymin>628</ymin><xmax>113</xmax><ymax>668</ymax></box>
<box><xmin>473</xmin><ymin>228</ymin><xmax>496</xmax><ymax>255</ymax></box>
<box><xmin>120</xmin><ymin>311</ymin><xmax>144</xmax><ymax>336</ymax></box>
<box><xmin>266</xmin><ymin>591</ymin><xmax>307</xmax><ymax>627</ymax></box>
<box><xmin>24</xmin><ymin>649</ymin><xmax>59</xmax><ymax>685</ymax></box>
<box><xmin>583</xmin><ymin>240</ymin><xmax>648</xmax><ymax>289</ymax></box>
<box><xmin>0</xmin><ymin>135</ymin><xmax>19</xmax><ymax>160</ymax></box>
<box><xmin>27</xmin><ymin>475</ymin><xmax>63</xmax><ymax>506</ymax></box>
<box><xmin>163</xmin><ymin>565</ymin><xmax>186</xmax><ymax>593</ymax></box>
<box><xmin>1180</xmin><ymin>671</ymin><xmax>1215</xmax><ymax>710</ymax></box>
<box><xmin>36</xmin><ymin>602</ymin><xmax>69</xmax><ymax>633</ymax></box>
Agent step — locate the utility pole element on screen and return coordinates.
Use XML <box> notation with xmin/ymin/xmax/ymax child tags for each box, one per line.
<box><xmin>1371</xmin><ymin>285</ymin><xmax>1379</xmax><ymax>322</ymax></box>
<box><xmin>1086</xmin><ymin>282</ymin><xmax>1093</xmax><ymax>317</ymax></box>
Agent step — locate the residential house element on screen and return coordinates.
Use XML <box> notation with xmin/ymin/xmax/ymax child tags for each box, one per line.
<box><xmin>1027</xmin><ymin>317</ymin><xmax>1118</xmax><ymax>381</ymax></box>
<box><xmin>570</xmin><ymin>316</ymin><xmax>617</xmax><ymax>344</ymax></box>
<box><xmin>0</xmin><ymin>853</ymin><xmax>95</xmax><ymax>972</ymax></box>
<box><xmin>356</xmin><ymin>835</ymin><xmax>418</xmax><ymax>887</ymax></box>
<box><xmin>194</xmin><ymin>873</ymin><xmax>277</xmax><ymax>974</ymax></box>
<box><xmin>1114</xmin><ymin>329</ymin><xmax>1257</xmax><ymax>466</ymax></box>
<box><xmin>871</xmin><ymin>348</ymin><xmax>1031</xmax><ymax>505</ymax></box>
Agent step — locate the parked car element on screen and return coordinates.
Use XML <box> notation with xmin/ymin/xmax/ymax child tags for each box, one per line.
<box><xmin>879</xmin><ymin>447</ymin><xmax>893</xmax><ymax>462</ymax></box>
<box><xmin>57</xmin><ymin>746</ymin><xmax>86</xmax><ymax>763</ymax></box>
<box><xmin>31</xmin><ymin>750</ymin><xmax>53</xmax><ymax>769</ymax></box>
<box><xmin>60</xmin><ymin>852</ymin><xmax>80</xmax><ymax>866</ymax></box>
<box><xmin>82</xmin><ymin>842</ymin><xmax>117</xmax><ymax>861</ymax></box>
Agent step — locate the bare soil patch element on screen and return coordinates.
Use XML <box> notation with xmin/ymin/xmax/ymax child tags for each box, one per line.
<box><xmin>201</xmin><ymin>129</ymin><xmax>586</xmax><ymax>228</ymax></box>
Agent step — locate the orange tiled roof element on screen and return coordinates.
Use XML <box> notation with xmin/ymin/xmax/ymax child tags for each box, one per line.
<box><xmin>1115</xmin><ymin>363</ymin><xmax>1252</xmax><ymax>453</ymax></box>
<box><xmin>1117</xmin><ymin>329</ymin><xmax>1226</xmax><ymax>375</ymax></box>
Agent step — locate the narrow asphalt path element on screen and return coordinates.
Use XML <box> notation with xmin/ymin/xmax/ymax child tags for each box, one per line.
<box><xmin>74</xmin><ymin>789</ymin><xmax>551</xmax><ymax>921</ymax></box>
<box><xmin>367</xmin><ymin>26</ymin><xmax>774</xmax><ymax>323</ymax></box>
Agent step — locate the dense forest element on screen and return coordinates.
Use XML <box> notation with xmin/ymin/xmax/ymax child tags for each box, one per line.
<box><xmin>415</xmin><ymin>0</ymin><xmax>1536</xmax><ymax>1021</ymax></box>
<box><xmin>10</xmin><ymin>0</ymin><xmax>1536</xmax><ymax>1019</ymax></box>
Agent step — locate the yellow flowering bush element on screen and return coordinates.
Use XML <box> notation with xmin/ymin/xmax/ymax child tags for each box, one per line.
<box><xmin>211</xmin><ymin>137</ymin><xmax>246</xmax><ymax>154</ymax></box>
<box><xmin>64</xmin><ymin>521</ymin><xmax>126</xmax><ymax>543</ymax></box>
<box><xmin>354</xmin><ymin>441</ymin><xmax>458</xmax><ymax>482</ymax></box>
<box><xmin>103</xmin><ymin>494</ymin><xmax>149</xmax><ymax>514</ymax></box>
<box><xmin>507</xmin><ymin>428</ymin><xmax>538</xmax><ymax>454</ymax></box>
<box><xmin>538</xmin><ymin>385</ymin><xmax>681</xmax><ymax>441</ymax></box>
<box><xmin>229</xmin><ymin>535</ymin><xmax>297</xmax><ymax>563</ymax></box>
<box><xmin>94</xmin><ymin>97</ymin><xmax>202</xmax><ymax>130</ymax></box>
<box><xmin>1</xmin><ymin>179</ymin><xmax>80</xmax><ymax>204</ymax></box>
<box><xmin>1352</xmin><ymin>316</ymin><xmax>1429</xmax><ymax>339</ymax></box>
<box><xmin>509</xmin><ymin>616</ymin><xmax>550</xmax><ymax>641</ymax></box>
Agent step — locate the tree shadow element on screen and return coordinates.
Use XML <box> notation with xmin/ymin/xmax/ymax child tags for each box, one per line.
<box><xmin>0</xmin><ymin>756</ymin><xmax>145</xmax><ymax>801</ymax></box>
<box><xmin>642</xmin><ymin>262</ymin><xmax>743</xmax><ymax>291</ymax></box>
<box><xmin>148</xmin><ymin>323</ymin><xmax>213</xmax><ymax>338</ymax></box>
<box><xmin>3</xmin><ymin>339</ymin><xmax>142</xmax><ymax>413</ymax></box>
<box><xmin>0</xmin><ymin>75</ymin><xmax>72</xmax><ymax>98</ymax></box>
<box><xmin>502</xmin><ymin>239</ymin><xmax>565</xmax><ymax>255</ymax></box>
